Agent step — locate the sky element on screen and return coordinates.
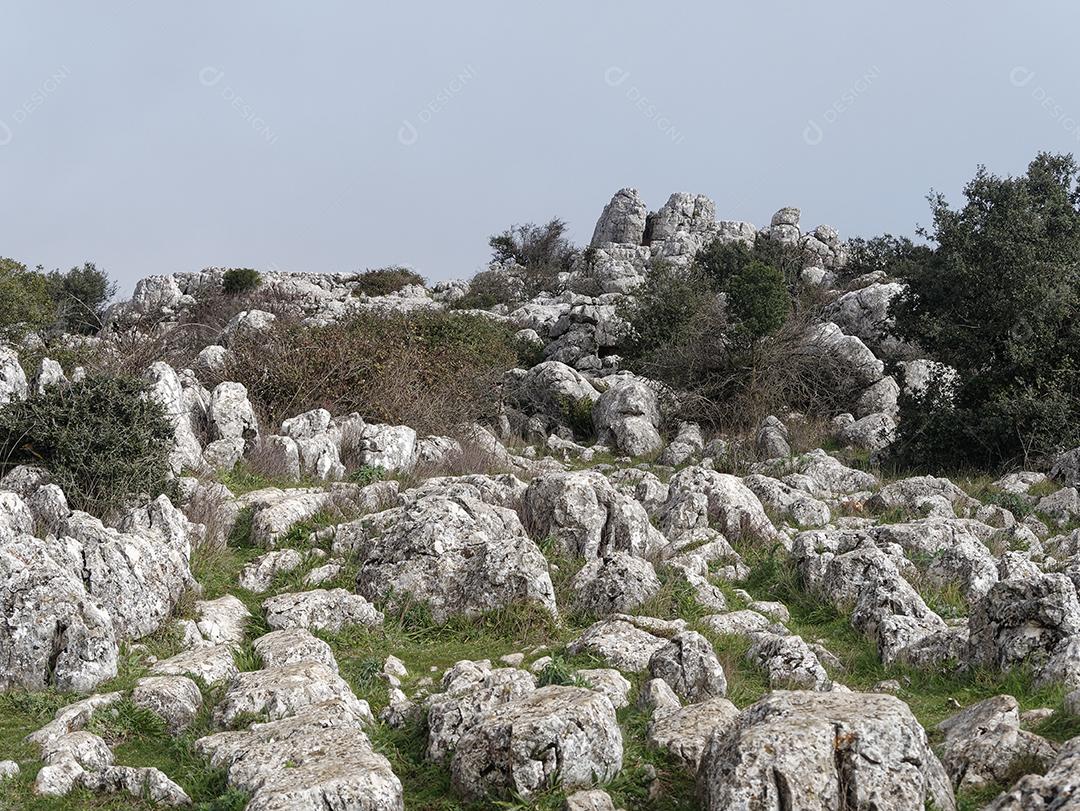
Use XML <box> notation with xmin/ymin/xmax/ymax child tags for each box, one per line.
<box><xmin>2</xmin><ymin>1</ymin><xmax>1080</xmax><ymax>293</ymax></box>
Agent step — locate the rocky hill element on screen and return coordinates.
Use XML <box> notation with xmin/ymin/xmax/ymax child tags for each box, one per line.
<box><xmin>2</xmin><ymin>179</ymin><xmax>1080</xmax><ymax>811</ymax></box>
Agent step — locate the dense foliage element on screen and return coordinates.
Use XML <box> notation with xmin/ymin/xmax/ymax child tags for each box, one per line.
<box><xmin>887</xmin><ymin>152</ymin><xmax>1080</xmax><ymax>469</ymax></box>
<box><xmin>0</xmin><ymin>376</ymin><xmax>173</xmax><ymax>517</ymax></box>
<box><xmin>353</xmin><ymin>266</ymin><xmax>426</xmax><ymax>297</ymax></box>
<box><xmin>0</xmin><ymin>258</ymin><xmax>53</xmax><ymax>340</ymax></box>
<box><xmin>227</xmin><ymin>309</ymin><xmax>533</xmax><ymax>433</ymax></box>
<box><xmin>221</xmin><ymin>267</ymin><xmax>262</xmax><ymax>295</ymax></box>
<box><xmin>618</xmin><ymin>238</ymin><xmax>835</xmax><ymax>427</ymax></box>
<box><xmin>0</xmin><ymin>258</ymin><xmax>114</xmax><ymax>340</ymax></box>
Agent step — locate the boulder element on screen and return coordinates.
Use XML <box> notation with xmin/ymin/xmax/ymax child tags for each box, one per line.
<box><xmin>936</xmin><ymin>694</ymin><xmax>1058</xmax><ymax>791</ymax></box>
<box><xmin>698</xmin><ymin>691</ymin><xmax>955</xmax><ymax>811</ymax></box>
<box><xmin>425</xmin><ymin>661</ymin><xmax>537</xmax><ymax>763</ymax></box>
<box><xmin>196</xmin><ymin>699</ymin><xmax>403</xmax><ymax>810</ymax></box>
<box><xmin>648</xmin><ymin>631</ymin><xmax>727</xmax><ymax>701</ymax></box>
<box><xmin>522</xmin><ymin>470</ymin><xmax>665</xmax><ymax>559</ymax></box>
<box><xmin>647</xmin><ymin>697</ymin><xmax>740</xmax><ymax>770</ymax></box>
<box><xmin>570</xmin><ymin>552</ymin><xmax>661</xmax><ymax>616</ymax></box>
<box><xmin>592</xmin><ymin>377</ymin><xmax>662</xmax><ymax>457</ymax></box>
<box><xmin>591</xmin><ymin>188</ymin><xmax>647</xmax><ymax>246</ymax></box>
<box><xmin>968</xmin><ymin>574</ymin><xmax>1080</xmax><ymax>670</ymax></box>
<box><xmin>262</xmin><ymin>588</ymin><xmax>383</xmax><ymax>634</ymax></box>
<box><xmin>451</xmin><ymin>686</ymin><xmax>623</xmax><ymax>801</ymax></box>
<box><xmin>351</xmin><ymin>492</ymin><xmax>557</xmax><ymax>624</ymax></box>
<box><xmin>0</xmin><ymin>534</ymin><xmax>118</xmax><ymax>691</ymax></box>
<box><xmin>214</xmin><ymin>662</ymin><xmax>372</xmax><ymax>728</ymax></box>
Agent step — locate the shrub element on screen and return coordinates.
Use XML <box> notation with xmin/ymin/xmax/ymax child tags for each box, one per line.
<box><xmin>0</xmin><ymin>375</ymin><xmax>173</xmax><ymax>517</ymax></box>
<box><xmin>221</xmin><ymin>268</ymin><xmax>262</xmax><ymax>295</ymax></box>
<box><xmin>488</xmin><ymin>218</ymin><xmax>577</xmax><ymax>297</ymax></box>
<box><xmin>725</xmin><ymin>259</ymin><xmax>791</xmax><ymax>345</ymax></box>
<box><xmin>888</xmin><ymin>153</ymin><xmax>1080</xmax><ymax>469</ymax></box>
<box><xmin>47</xmin><ymin>261</ymin><xmax>116</xmax><ymax>334</ymax></box>
<box><xmin>226</xmin><ymin>310</ymin><xmax>528</xmax><ymax>433</ymax></box>
<box><xmin>0</xmin><ymin>258</ymin><xmax>53</xmax><ymax>340</ymax></box>
<box><xmin>453</xmin><ymin>268</ymin><xmax>528</xmax><ymax>310</ymax></box>
<box><xmin>619</xmin><ymin>238</ymin><xmax>819</xmax><ymax>428</ymax></box>
<box><xmin>352</xmin><ymin>266</ymin><xmax>425</xmax><ymax>297</ymax></box>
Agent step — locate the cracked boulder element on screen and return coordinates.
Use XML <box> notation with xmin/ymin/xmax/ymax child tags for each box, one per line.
<box><xmin>351</xmin><ymin>492</ymin><xmax>557</xmax><ymax>624</ymax></box>
<box><xmin>522</xmin><ymin>470</ymin><xmax>665</xmax><ymax>560</ymax></box>
<box><xmin>658</xmin><ymin>467</ymin><xmax>778</xmax><ymax>546</ymax></box>
<box><xmin>699</xmin><ymin>690</ymin><xmax>955</xmax><ymax>811</ymax></box>
<box><xmin>0</xmin><ymin>533</ymin><xmax>118</xmax><ymax>691</ymax></box>
<box><xmin>648</xmin><ymin>631</ymin><xmax>727</xmax><ymax>701</ymax></box>
<box><xmin>570</xmin><ymin>552</ymin><xmax>661</xmax><ymax>616</ymax></box>
<box><xmin>936</xmin><ymin>695</ymin><xmax>1057</xmax><ymax>792</ymax></box>
<box><xmin>262</xmin><ymin>588</ymin><xmax>383</xmax><ymax>634</ymax></box>
<box><xmin>426</xmin><ymin>660</ymin><xmax>537</xmax><ymax>763</ymax></box>
<box><xmin>197</xmin><ymin>699</ymin><xmax>403</xmax><ymax>810</ymax></box>
<box><xmin>968</xmin><ymin>573</ymin><xmax>1080</xmax><ymax>671</ymax></box>
<box><xmin>450</xmin><ymin>685</ymin><xmax>622</xmax><ymax>801</ymax></box>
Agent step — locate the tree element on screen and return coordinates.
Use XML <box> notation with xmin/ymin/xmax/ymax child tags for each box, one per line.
<box><xmin>0</xmin><ymin>258</ymin><xmax>53</xmax><ymax>341</ymax></box>
<box><xmin>48</xmin><ymin>261</ymin><xmax>116</xmax><ymax>334</ymax></box>
<box><xmin>889</xmin><ymin>152</ymin><xmax>1080</xmax><ymax>468</ymax></box>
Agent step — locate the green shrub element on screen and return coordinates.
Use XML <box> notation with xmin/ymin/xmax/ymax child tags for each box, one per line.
<box><xmin>352</xmin><ymin>266</ymin><xmax>426</xmax><ymax>297</ymax></box>
<box><xmin>0</xmin><ymin>375</ymin><xmax>173</xmax><ymax>517</ymax></box>
<box><xmin>0</xmin><ymin>257</ymin><xmax>53</xmax><ymax>340</ymax></box>
<box><xmin>47</xmin><ymin>261</ymin><xmax>116</xmax><ymax>334</ymax></box>
<box><xmin>618</xmin><ymin>238</ymin><xmax>822</xmax><ymax>429</ymax></box>
<box><xmin>221</xmin><ymin>267</ymin><xmax>262</xmax><ymax>295</ymax></box>
<box><xmin>888</xmin><ymin>153</ymin><xmax>1080</xmax><ymax>469</ymax></box>
<box><xmin>453</xmin><ymin>268</ymin><xmax>527</xmax><ymax>309</ymax></box>
<box><xmin>226</xmin><ymin>310</ymin><xmax>524</xmax><ymax>433</ymax></box>
<box><xmin>725</xmin><ymin>259</ymin><xmax>791</xmax><ymax>345</ymax></box>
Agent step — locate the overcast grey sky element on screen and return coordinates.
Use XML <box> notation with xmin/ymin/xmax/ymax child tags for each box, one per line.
<box><xmin>3</xmin><ymin>1</ymin><xmax>1079</xmax><ymax>292</ymax></box>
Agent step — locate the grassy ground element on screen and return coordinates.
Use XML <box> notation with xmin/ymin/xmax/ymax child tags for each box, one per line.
<box><xmin>3</xmin><ymin>466</ymin><xmax>1076</xmax><ymax>810</ymax></box>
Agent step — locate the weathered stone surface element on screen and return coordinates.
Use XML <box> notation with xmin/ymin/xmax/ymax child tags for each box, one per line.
<box><xmin>208</xmin><ymin>381</ymin><xmax>258</xmax><ymax>441</ymax></box>
<box><xmin>0</xmin><ymin>534</ymin><xmax>119</xmax><ymax>691</ymax></box>
<box><xmin>591</xmin><ymin>187</ymin><xmax>647</xmax><ymax>246</ymax></box>
<box><xmin>214</xmin><ymin>662</ymin><xmax>372</xmax><ymax>728</ymax></box>
<box><xmin>263</xmin><ymin>588</ymin><xmax>383</xmax><ymax>634</ymax></box>
<box><xmin>593</xmin><ymin>377</ymin><xmax>662</xmax><ymax>457</ymax></box>
<box><xmin>747</xmin><ymin>633</ymin><xmax>831</xmax><ymax>690</ymax></box>
<box><xmin>426</xmin><ymin>661</ymin><xmax>537</xmax><ymax>763</ymax></box>
<box><xmin>658</xmin><ymin>466</ymin><xmax>778</xmax><ymax>545</ymax></box>
<box><xmin>649</xmin><ymin>631</ymin><xmax>727</xmax><ymax>701</ymax></box>
<box><xmin>151</xmin><ymin>644</ymin><xmax>239</xmax><ymax>685</ymax></box>
<box><xmin>348</xmin><ymin>492</ymin><xmax>556</xmax><ymax>624</ymax></box>
<box><xmin>197</xmin><ymin>700</ymin><xmax>403</xmax><ymax>811</ymax></box>
<box><xmin>984</xmin><ymin>734</ymin><xmax>1080</xmax><ymax>810</ymax></box>
<box><xmin>575</xmin><ymin>668</ymin><xmax>632</xmax><ymax>710</ymax></box>
<box><xmin>647</xmin><ymin>697</ymin><xmax>740</xmax><ymax>770</ymax></box>
<box><xmin>936</xmin><ymin>695</ymin><xmax>1058</xmax><ymax>791</ymax></box>
<box><xmin>238</xmin><ymin>549</ymin><xmax>305</xmax><ymax>592</ymax></box>
<box><xmin>568</xmin><ymin>618</ymin><xmax>671</xmax><ymax>672</ymax></box>
<box><xmin>570</xmin><ymin>552</ymin><xmax>661</xmax><ymax>616</ymax></box>
<box><xmin>451</xmin><ymin>686</ymin><xmax>623</xmax><ymax>801</ymax></box>
<box><xmin>132</xmin><ymin>676</ymin><xmax>203</xmax><ymax>733</ymax></box>
<box><xmin>252</xmin><ymin>628</ymin><xmax>339</xmax><ymax>672</ymax></box>
<box><xmin>968</xmin><ymin>574</ymin><xmax>1080</xmax><ymax>670</ymax></box>
<box><xmin>699</xmin><ymin>691</ymin><xmax>955</xmax><ymax>811</ymax></box>
<box><xmin>78</xmin><ymin>766</ymin><xmax>192</xmax><ymax>807</ymax></box>
<box><xmin>522</xmin><ymin>470</ymin><xmax>665</xmax><ymax>560</ymax></box>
